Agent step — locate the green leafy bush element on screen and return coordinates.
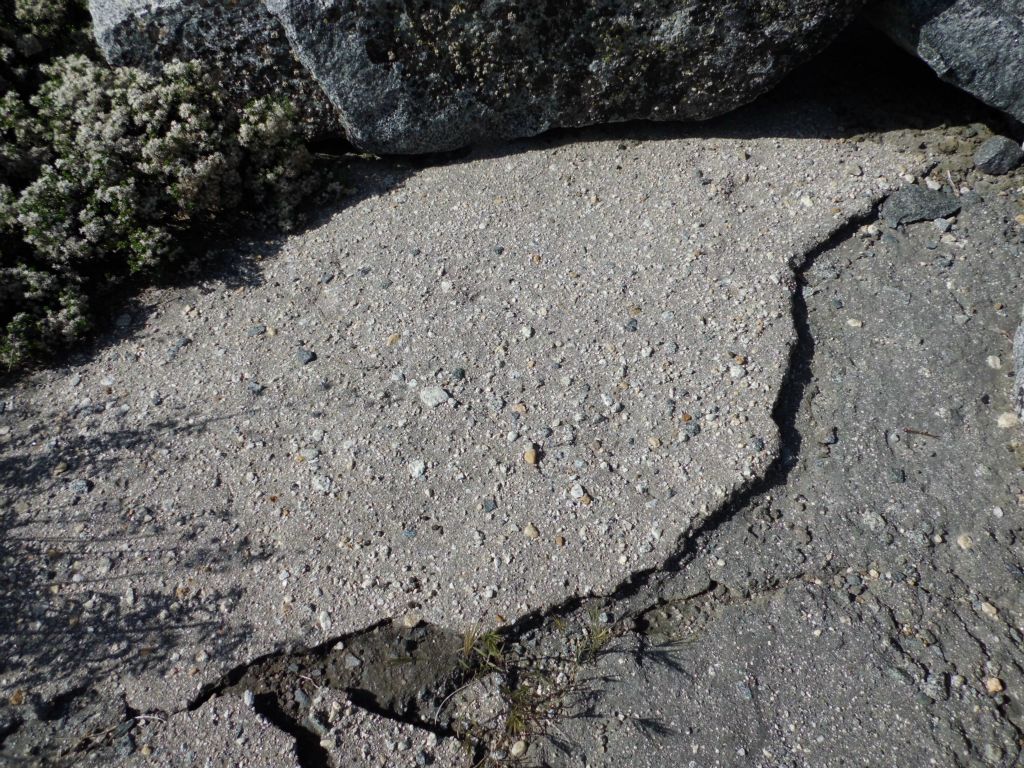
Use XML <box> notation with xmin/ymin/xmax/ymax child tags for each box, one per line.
<box><xmin>0</xmin><ymin>0</ymin><xmax>323</xmax><ymax>370</ymax></box>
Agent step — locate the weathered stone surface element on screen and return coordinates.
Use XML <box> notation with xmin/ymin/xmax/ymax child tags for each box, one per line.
<box><xmin>88</xmin><ymin>0</ymin><xmax>340</xmax><ymax>137</ymax></box>
<box><xmin>870</xmin><ymin>0</ymin><xmax>1024</xmax><ymax>123</ymax></box>
<box><xmin>880</xmin><ymin>184</ymin><xmax>960</xmax><ymax>227</ymax></box>
<box><xmin>265</xmin><ymin>0</ymin><xmax>865</xmax><ymax>154</ymax></box>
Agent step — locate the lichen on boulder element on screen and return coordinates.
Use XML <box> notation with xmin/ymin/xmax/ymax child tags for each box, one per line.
<box><xmin>265</xmin><ymin>0</ymin><xmax>866</xmax><ymax>154</ymax></box>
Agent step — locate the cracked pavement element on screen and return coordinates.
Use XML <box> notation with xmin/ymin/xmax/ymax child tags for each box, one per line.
<box><xmin>2</xmin><ymin>33</ymin><xmax>1024</xmax><ymax>768</ymax></box>
<box><xmin>545</xmin><ymin>190</ymin><xmax>1024</xmax><ymax>768</ymax></box>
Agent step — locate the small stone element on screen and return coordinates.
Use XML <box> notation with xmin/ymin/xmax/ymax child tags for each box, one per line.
<box><xmin>570</xmin><ymin>483</ymin><xmax>586</xmax><ymax>500</ymax></box>
<box><xmin>985</xmin><ymin>677</ymin><xmax>1004</xmax><ymax>694</ymax></box>
<box><xmin>816</xmin><ymin>426</ymin><xmax>838</xmax><ymax>446</ymax></box>
<box><xmin>881</xmin><ymin>186</ymin><xmax>960</xmax><ymax>227</ymax></box>
<box><xmin>996</xmin><ymin>412</ymin><xmax>1019</xmax><ymax>429</ymax></box>
<box><xmin>115</xmin><ymin>733</ymin><xmax>135</xmax><ymax>758</ymax></box>
<box><xmin>981</xmin><ymin>602</ymin><xmax>998</xmax><ymax>618</ymax></box>
<box><xmin>419</xmin><ymin>386</ymin><xmax>449</xmax><ymax>408</ymax></box>
<box><xmin>402</xmin><ymin>611</ymin><xmax>423</xmax><ymax>628</ymax></box>
<box><xmin>728</xmin><ymin>364</ymin><xmax>746</xmax><ymax>379</ymax></box>
<box><xmin>520</xmin><ymin>325</ymin><xmax>534</xmax><ymax>340</ymax></box>
<box><xmin>986</xmin><ymin>355</ymin><xmax>1002</xmax><ymax>369</ymax></box>
<box><xmin>555</xmin><ymin>535</ymin><xmax>566</xmax><ymax>547</ymax></box>
<box><xmin>510</xmin><ymin>740</ymin><xmax>528</xmax><ymax>758</ymax></box>
<box><xmin>298</xmin><ymin>448</ymin><xmax>320</xmax><ymax>462</ymax></box>
<box><xmin>247</xmin><ymin>324</ymin><xmax>267</xmax><ymax>337</ymax></box>
<box><xmin>983</xmin><ymin>744</ymin><xmax>1004</xmax><ymax>764</ymax></box>
<box><xmin>409</xmin><ymin>460</ymin><xmax>427</xmax><ymax>478</ymax></box>
<box><xmin>343</xmin><ymin>653</ymin><xmax>362</xmax><ymax>669</ymax></box>
<box><xmin>386</xmin><ymin>332</ymin><xmax>401</xmax><ymax>347</ymax></box>
<box><xmin>523</xmin><ymin>446</ymin><xmax>539</xmax><ymax>465</ymax></box>
<box><xmin>956</xmin><ymin>533</ymin><xmax>973</xmax><ymax>551</ymax></box>
<box><xmin>523</xmin><ymin>523</ymin><xmax>540</xmax><ymax>540</ymax></box>
<box><xmin>974</xmin><ymin>136</ymin><xmax>1024</xmax><ymax>176</ymax></box>
<box><xmin>846</xmin><ymin>318</ymin><xmax>863</xmax><ymax>328</ymax></box>
<box><xmin>296</xmin><ymin>348</ymin><xmax>317</xmax><ymax>365</ymax></box>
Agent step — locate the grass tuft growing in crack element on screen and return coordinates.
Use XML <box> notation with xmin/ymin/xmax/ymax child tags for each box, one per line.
<box><xmin>445</xmin><ymin>609</ymin><xmax>631</xmax><ymax>765</ymax></box>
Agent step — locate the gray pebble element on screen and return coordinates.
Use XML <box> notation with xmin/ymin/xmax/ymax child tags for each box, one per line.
<box><xmin>973</xmin><ymin>136</ymin><xmax>1024</xmax><ymax>176</ymax></box>
<box><xmin>167</xmin><ymin>336</ymin><xmax>191</xmax><ymax>360</ymax></box>
<box><xmin>343</xmin><ymin>653</ymin><xmax>362</xmax><ymax>669</ymax></box>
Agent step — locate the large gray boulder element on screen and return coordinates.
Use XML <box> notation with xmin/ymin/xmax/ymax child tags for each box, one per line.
<box><xmin>265</xmin><ymin>0</ymin><xmax>865</xmax><ymax>154</ymax></box>
<box><xmin>88</xmin><ymin>0</ymin><xmax>340</xmax><ymax>137</ymax></box>
<box><xmin>870</xmin><ymin>0</ymin><xmax>1024</xmax><ymax>123</ymax></box>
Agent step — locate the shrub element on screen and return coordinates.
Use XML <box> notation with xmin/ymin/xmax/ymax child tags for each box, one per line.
<box><xmin>239</xmin><ymin>96</ymin><xmax>318</xmax><ymax>231</ymax></box>
<box><xmin>19</xmin><ymin>55</ymin><xmax>242</xmax><ymax>272</ymax></box>
<box><xmin>0</xmin><ymin>1</ymin><xmax>323</xmax><ymax>370</ymax></box>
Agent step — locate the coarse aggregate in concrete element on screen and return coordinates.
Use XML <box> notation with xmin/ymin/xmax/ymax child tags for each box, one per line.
<box><xmin>122</xmin><ymin>695</ymin><xmax>300</xmax><ymax>768</ymax></box>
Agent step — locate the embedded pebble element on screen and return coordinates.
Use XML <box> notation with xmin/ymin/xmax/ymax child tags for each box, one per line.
<box><xmin>996</xmin><ymin>412</ymin><xmax>1019</xmax><ymax>429</ymax></box>
<box><xmin>419</xmin><ymin>387</ymin><xmax>449</xmax><ymax>408</ymax></box>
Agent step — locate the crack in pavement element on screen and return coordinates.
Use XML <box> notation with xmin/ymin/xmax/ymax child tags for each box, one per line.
<box><xmin>93</xmin><ymin>206</ymin><xmax>881</xmax><ymax>767</ymax></box>
<box><xmin>135</xmin><ymin>186</ymin><xmax>1024</xmax><ymax>768</ymax></box>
